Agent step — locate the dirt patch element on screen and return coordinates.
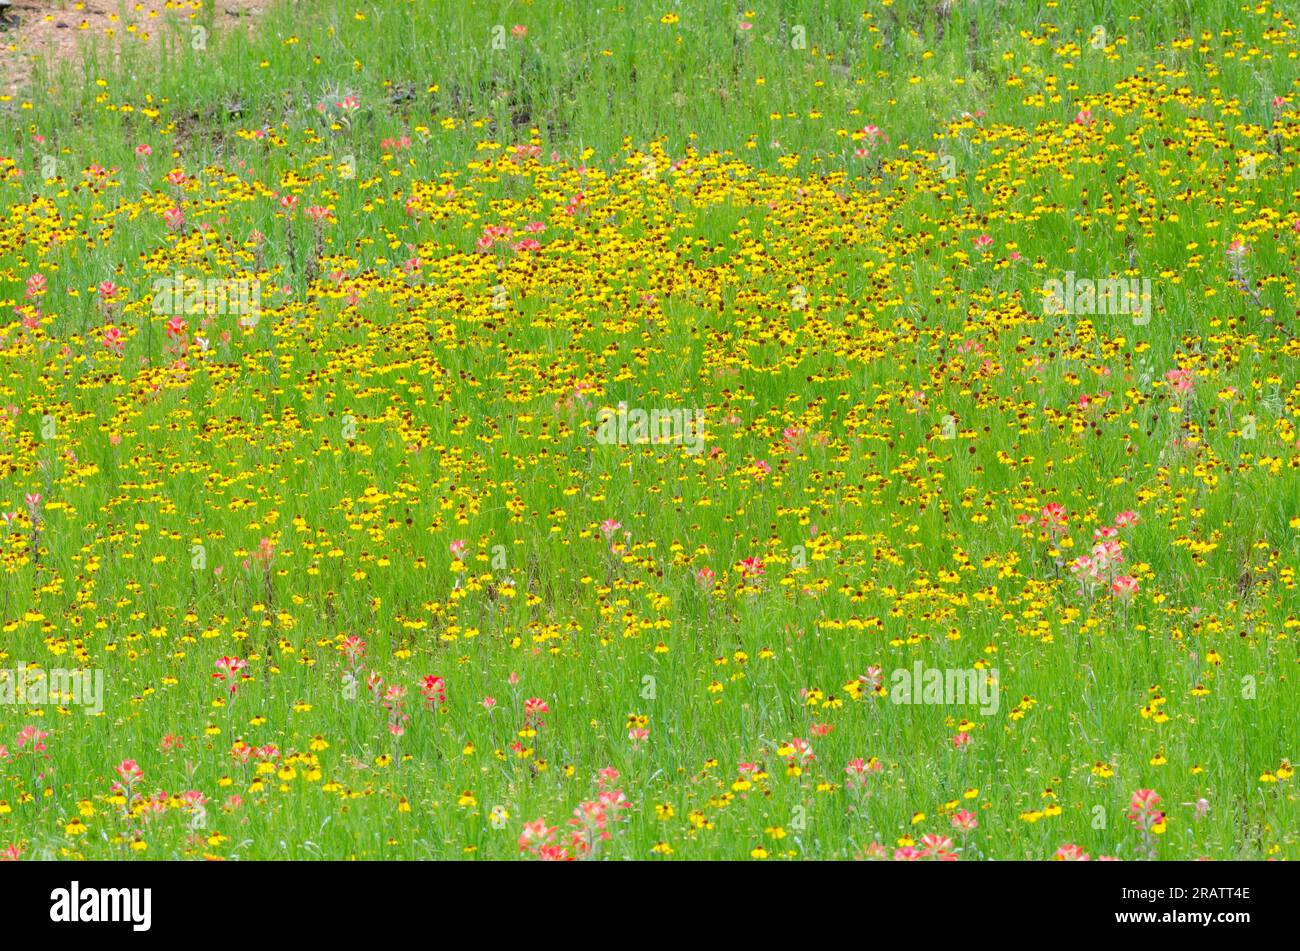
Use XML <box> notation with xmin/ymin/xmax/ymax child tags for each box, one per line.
<box><xmin>0</xmin><ymin>0</ymin><xmax>266</xmax><ymax>99</ymax></box>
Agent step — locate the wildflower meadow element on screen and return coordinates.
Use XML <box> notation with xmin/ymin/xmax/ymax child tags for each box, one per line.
<box><xmin>0</xmin><ymin>0</ymin><xmax>1298</xmax><ymax>872</ymax></box>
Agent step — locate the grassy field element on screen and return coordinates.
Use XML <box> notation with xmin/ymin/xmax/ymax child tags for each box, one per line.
<box><xmin>0</xmin><ymin>0</ymin><xmax>1297</xmax><ymax>860</ymax></box>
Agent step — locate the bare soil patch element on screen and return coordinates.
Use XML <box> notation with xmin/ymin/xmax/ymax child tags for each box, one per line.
<box><xmin>1</xmin><ymin>0</ymin><xmax>265</xmax><ymax>98</ymax></box>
